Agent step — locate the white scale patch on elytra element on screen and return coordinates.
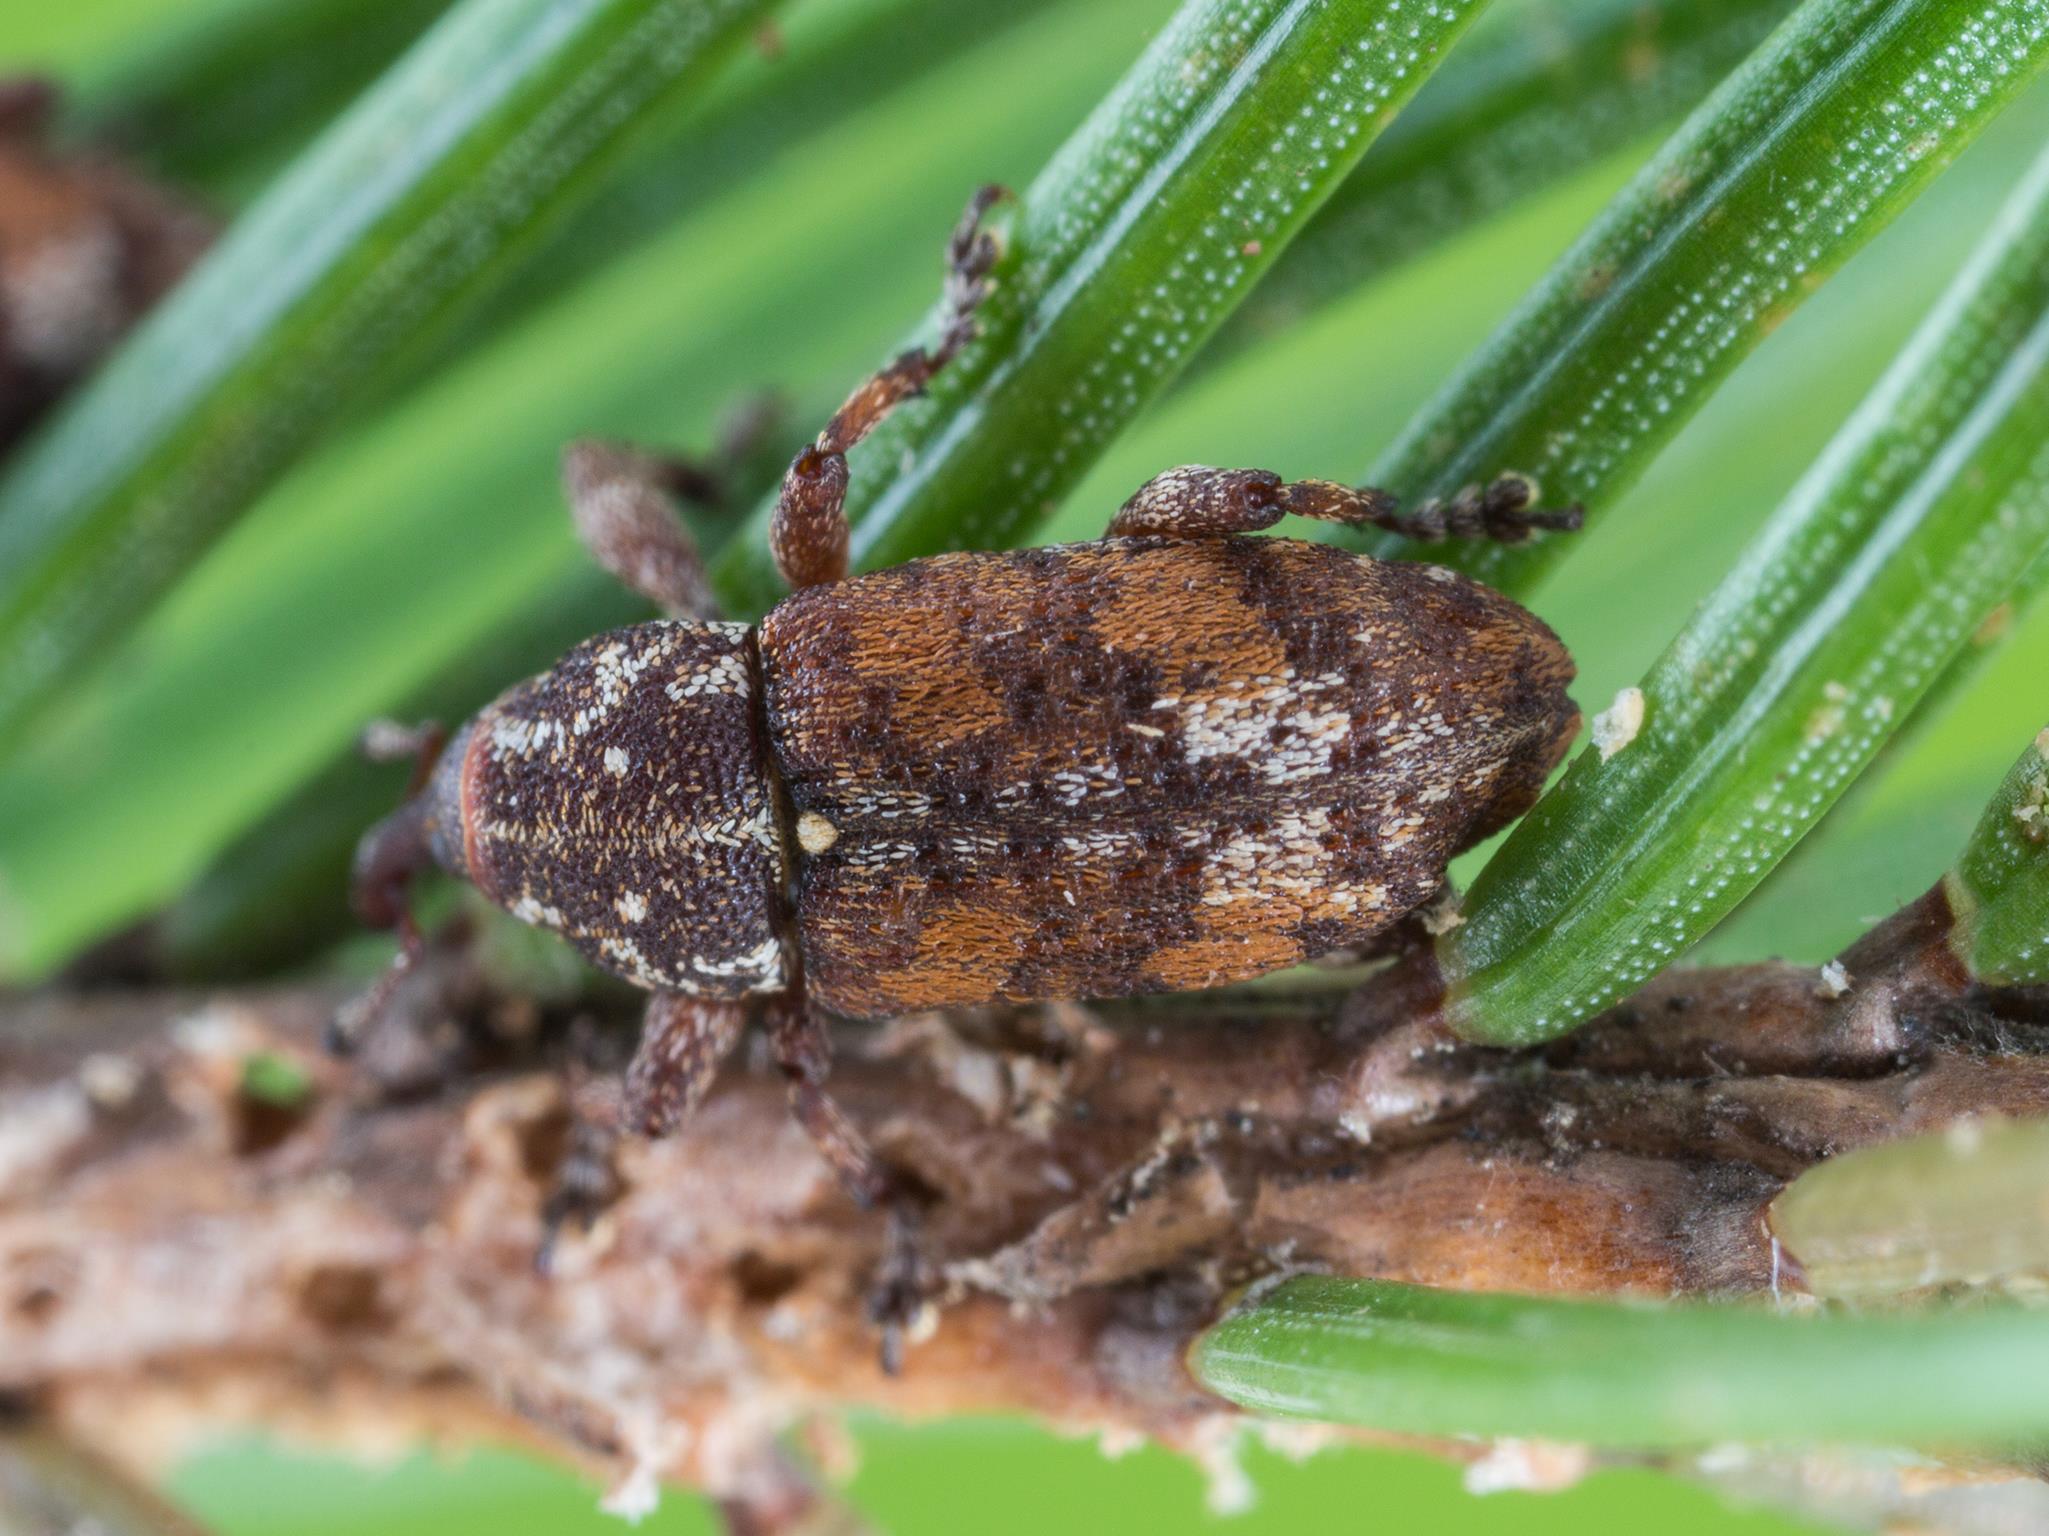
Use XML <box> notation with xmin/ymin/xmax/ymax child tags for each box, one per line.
<box><xmin>1196</xmin><ymin>809</ymin><xmax>1389</xmax><ymax>919</ymax></box>
<box><xmin>845</xmin><ymin>840</ymin><xmax>921</xmax><ymax>869</ymax></box>
<box><xmin>835</xmin><ymin>786</ymin><xmax>936</xmax><ymax>820</ymax></box>
<box><xmin>1170</xmin><ymin>668</ymin><xmax>1353</xmax><ymax>786</ymax></box>
<box><xmin>1047</xmin><ymin>763</ymin><xmax>1124</xmax><ymax>806</ymax></box>
<box><xmin>1060</xmin><ymin>828</ymin><xmax>1144</xmax><ymax>859</ymax></box>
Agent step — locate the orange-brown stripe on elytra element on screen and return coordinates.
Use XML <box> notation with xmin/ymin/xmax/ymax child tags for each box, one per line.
<box><xmin>1146</xmin><ymin>927</ymin><xmax>1305</xmax><ymax>994</ymax></box>
<box><xmin>903</xmin><ymin>899</ymin><xmax>1040</xmax><ymax>1004</ymax></box>
<box><xmin>1089</xmin><ymin>541</ymin><xmax>1290</xmax><ymax>693</ymax></box>
<box><xmin>777</xmin><ymin>561</ymin><xmax>1009</xmax><ymax>749</ymax></box>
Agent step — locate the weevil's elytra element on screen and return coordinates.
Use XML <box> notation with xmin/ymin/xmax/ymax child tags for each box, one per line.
<box><xmin>345</xmin><ymin>185</ymin><xmax>1582</xmax><ymax>1338</ymax></box>
<box><xmin>761</xmin><ymin>534</ymin><xmax>1575</xmax><ymax>1018</ymax></box>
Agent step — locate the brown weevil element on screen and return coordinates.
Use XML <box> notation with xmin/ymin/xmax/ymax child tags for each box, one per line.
<box><xmin>345</xmin><ymin>186</ymin><xmax>1580</xmax><ymax>1254</ymax></box>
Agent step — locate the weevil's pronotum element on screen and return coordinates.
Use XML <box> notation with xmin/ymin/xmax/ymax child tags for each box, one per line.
<box><xmin>346</xmin><ymin>185</ymin><xmax>1581</xmax><ymax>1245</ymax></box>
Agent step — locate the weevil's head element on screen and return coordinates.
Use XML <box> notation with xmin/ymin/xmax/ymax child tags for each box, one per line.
<box><xmin>358</xmin><ymin>620</ymin><xmax>791</xmax><ymax>997</ymax></box>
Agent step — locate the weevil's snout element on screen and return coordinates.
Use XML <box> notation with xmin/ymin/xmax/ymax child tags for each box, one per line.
<box><xmin>349</xmin><ymin>721</ymin><xmax>474</xmax><ymax>929</ymax></box>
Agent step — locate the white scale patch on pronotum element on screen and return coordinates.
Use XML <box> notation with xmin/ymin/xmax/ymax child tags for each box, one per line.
<box><xmin>442</xmin><ymin>620</ymin><xmax>791</xmax><ymax>997</ymax></box>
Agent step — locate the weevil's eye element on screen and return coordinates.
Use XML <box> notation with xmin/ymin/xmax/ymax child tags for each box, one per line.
<box><xmin>1236</xmin><ymin>469</ymin><xmax>1283</xmax><ymax>509</ymax></box>
<box><xmin>347</xmin><ymin>720</ymin><xmax>476</xmax><ymax>930</ymax></box>
<box><xmin>420</xmin><ymin>719</ymin><xmax>475</xmax><ymax>880</ymax></box>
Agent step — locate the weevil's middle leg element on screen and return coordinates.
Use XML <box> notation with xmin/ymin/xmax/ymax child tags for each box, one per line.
<box><xmin>763</xmin><ymin>996</ymin><xmax>936</xmax><ymax>1372</ymax></box>
<box><xmin>1109</xmin><ymin>466</ymin><xmax>1583</xmax><ymax>544</ymax></box>
<box><xmin>771</xmin><ymin>184</ymin><xmax>1009</xmax><ymax>591</ymax></box>
<box><xmin>764</xmin><ymin>995</ymin><xmax>888</xmax><ymax>1208</ymax></box>
<box><xmin>624</xmin><ymin>992</ymin><xmax>750</xmax><ymax>1136</ymax></box>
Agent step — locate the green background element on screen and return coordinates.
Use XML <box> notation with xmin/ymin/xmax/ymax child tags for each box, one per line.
<box><xmin>170</xmin><ymin>1421</ymin><xmax>1827</xmax><ymax>1534</ymax></box>
<box><xmin>9</xmin><ymin>0</ymin><xmax>2048</xmax><ymax>1525</ymax></box>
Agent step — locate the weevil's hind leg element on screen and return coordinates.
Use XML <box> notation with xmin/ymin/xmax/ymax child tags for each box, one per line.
<box><xmin>624</xmin><ymin>992</ymin><xmax>750</xmax><ymax>1136</ymax></box>
<box><xmin>771</xmin><ymin>184</ymin><xmax>1009</xmax><ymax>591</ymax></box>
<box><xmin>561</xmin><ymin>439</ymin><xmax>727</xmax><ymax>621</ymax></box>
<box><xmin>1107</xmin><ymin>466</ymin><xmax>1302</xmax><ymax>538</ymax></box>
<box><xmin>1108</xmin><ymin>466</ymin><xmax>1582</xmax><ymax>545</ymax></box>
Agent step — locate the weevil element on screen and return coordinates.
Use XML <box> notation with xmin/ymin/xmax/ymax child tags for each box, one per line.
<box><xmin>345</xmin><ymin>185</ymin><xmax>1580</xmax><ymax>1248</ymax></box>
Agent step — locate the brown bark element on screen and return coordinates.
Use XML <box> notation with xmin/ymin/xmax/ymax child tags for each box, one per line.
<box><xmin>3</xmin><ymin>889</ymin><xmax>2046</xmax><ymax>1518</ymax></box>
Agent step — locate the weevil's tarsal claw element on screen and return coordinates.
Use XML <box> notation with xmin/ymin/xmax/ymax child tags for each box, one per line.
<box><xmin>1361</xmin><ymin>471</ymin><xmax>1585</xmax><ymax>545</ymax></box>
<box><xmin>939</xmin><ymin>182</ymin><xmax>1010</xmax><ymax>354</ymax></box>
<box><xmin>561</xmin><ymin>439</ymin><xmax>724</xmax><ymax>621</ymax></box>
<box><xmin>769</xmin><ymin>184</ymin><xmax>1011</xmax><ymax>592</ymax></box>
<box><xmin>625</xmin><ymin>993</ymin><xmax>750</xmax><ymax>1137</ymax></box>
<box><xmin>1477</xmin><ymin>472</ymin><xmax>1583</xmax><ymax>539</ymax></box>
<box><xmin>867</xmin><ymin>1197</ymin><xmax>933</xmax><ymax>1378</ymax></box>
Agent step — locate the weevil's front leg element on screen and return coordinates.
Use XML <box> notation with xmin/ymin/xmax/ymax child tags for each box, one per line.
<box><xmin>624</xmin><ymin>992</ymin><xmax>750</xmax><ymax>1137</ymax></box>
<box><xmin>771</xmin><ymin>184</ymin><xmax>1009</xmax><ymax>590</ymax></box>
<box><xmin>561</xmin><ymin>440</ymin><xmax>726</xmax><ymax>621</ymax></box>
<box><xmin>1109</xmin><ymin>465</ymin><xmax>1582</xmax><ymax>544</ymax></box>
<box><xmin>539</xmin><ymin>995</ymin><xmax>750</xmax><ymax>1266</ymax></box>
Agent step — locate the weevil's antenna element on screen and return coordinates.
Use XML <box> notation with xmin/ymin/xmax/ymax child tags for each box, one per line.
<box><xmin>327</xmin><ymin>721</ymin><xmax>448</xmax><ymax>1056</ymax></box>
